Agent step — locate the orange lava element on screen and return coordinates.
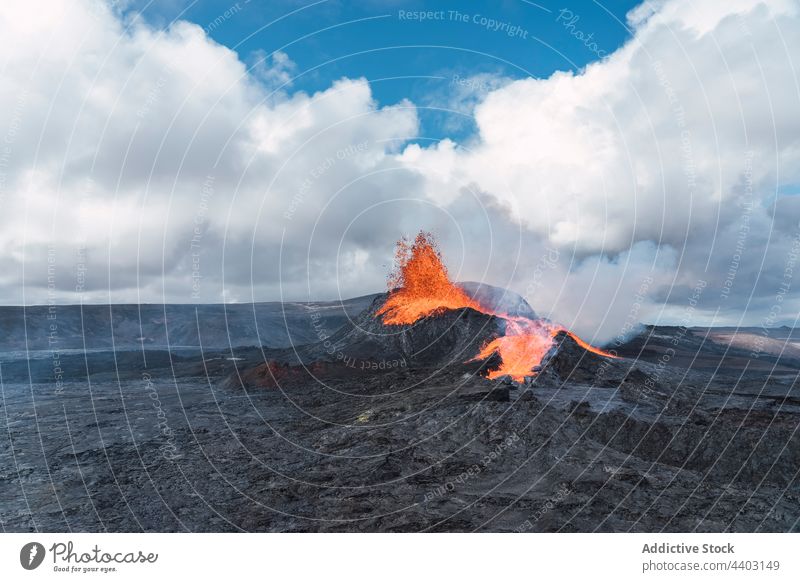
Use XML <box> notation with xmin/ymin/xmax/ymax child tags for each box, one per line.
<box><xmin>565</xmin><ymin>331</ymin><xmax>618</xmax><ymax>359</ymax></box>
<box><xmin>376</xmin><ymin>231</ymin><xmax>483</xmax><ymax>324</ymax></box>
<box><xmin>471</xmin><ymin>318</ymin><xmax>560</xmax><ymax>380</ymax></box>
<box><xmin>377</xmin><ymin>231</ymin><xmax>615</xmax><ymax>380</ymax></box>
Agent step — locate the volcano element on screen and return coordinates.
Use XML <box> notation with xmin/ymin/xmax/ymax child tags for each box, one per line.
<box><xmin>269</xmin><ymin>231</ymin><xmax>614</xmax><ymax>382</ymax></box>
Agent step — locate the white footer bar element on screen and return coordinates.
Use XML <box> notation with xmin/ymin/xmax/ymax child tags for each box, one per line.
<box><xmin>1</xmin><ymin>533</ymin><xmax>796</xmax><ymax>581</ymax></box>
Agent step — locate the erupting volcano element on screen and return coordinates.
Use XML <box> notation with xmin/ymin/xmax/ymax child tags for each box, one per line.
<box><xmin>376</xmin><ymin>231</ymin><xmax>615</xmax><ymax>381</ymax></box>
<box><xmin>376</xmin><ymin>232</ymin><xmax>484</xmax><ymax>324</ymax></box>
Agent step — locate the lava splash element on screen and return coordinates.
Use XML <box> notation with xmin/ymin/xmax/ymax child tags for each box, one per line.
<box><xmin>376</xmin><ymin>231</ymin><xmax>615</xmax><ymax>381</ymax></box>
<box><xmin>375</xmin><ymin>231</ymin><xmax>484</xmax><ymax>324</ymax></box>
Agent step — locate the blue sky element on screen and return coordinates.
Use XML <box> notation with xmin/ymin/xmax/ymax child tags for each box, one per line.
<box><xmin>128</xmin><ymin>0</ymin><xmax>641</xmax><ymax>140</ymax></box>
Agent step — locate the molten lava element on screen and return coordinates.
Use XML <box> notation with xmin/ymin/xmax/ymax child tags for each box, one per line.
<box><xmin>377</xmin><ymin>231</ymin><xmax>616</xmax><ymax>381</ymax></box>
<box><xmin>471</xmin><ymin>318</ymin><xmax>558</xmax><ymax>380</ymax></box>
<box><xmin>376</xmin><ymin>231</ymin><xmax>484</xmax><ymax>324</ymax></box>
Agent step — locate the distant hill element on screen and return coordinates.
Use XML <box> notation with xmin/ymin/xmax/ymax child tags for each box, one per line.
<box><xmin>0</xmin><ymin>282</ymin><xmax>538</xmax><ymax>354</ymax></box>
<box><xmin>0</xmin><ymin>295</ymin><xmax>378</xmax><ymax>352</ymax></box>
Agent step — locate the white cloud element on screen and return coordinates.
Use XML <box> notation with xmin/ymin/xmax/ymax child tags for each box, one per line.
<box><xmin>0</xmin><ymin>0</ymin><xmax>419</xmax><ymax>305</ymax></box>
<box><xmin>248</xmin><ymin>49</ymin><xmax>297</xmax><ymax>90</ymax></box>
<box><xmin>399</xmin><ymin>0</ymin><xmax>800</xmax><ymax>336</ymax></box>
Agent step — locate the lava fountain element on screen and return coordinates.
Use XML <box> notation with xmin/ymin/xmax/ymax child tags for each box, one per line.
<box><xmin>376</xmin><ymin>231</ymin><xmax>615</xmax><ymax>381</ymax></box>
<box><xmin>376</xmin><ymin>232</ymin><xmax>484</xmax><ymax>324</ymax></box>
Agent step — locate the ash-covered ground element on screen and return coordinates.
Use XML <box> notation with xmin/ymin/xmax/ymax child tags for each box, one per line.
<box><xmin>1</xmin><ymin>289</ymin><xmax>799</xmax><ymax>532</ymax></box>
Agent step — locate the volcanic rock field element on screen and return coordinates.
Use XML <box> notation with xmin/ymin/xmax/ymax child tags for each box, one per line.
<box><xmin>2</xmin><ymin>289</ymin><xmax>799</xmax><ymax>532</ymax></box>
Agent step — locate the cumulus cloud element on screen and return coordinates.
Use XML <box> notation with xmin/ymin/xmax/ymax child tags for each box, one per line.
<box><xmin>400</xmin><ymin>0</ymin><xmax>800</xmax><ymax>336</ymax></box>
<box><xmin>0</xmin><ymin>0</ymin><xmax>420</xmax><ymax>305</ymax></box>
<box><xmin>1</xmin><ymin>0</ymin><xmax>799</xmax><ymax>342</ymax></box>
<box><xmin>248</xmin><ymin>50</ymin><xmax>297</xmax><ymax>91</ymax></box>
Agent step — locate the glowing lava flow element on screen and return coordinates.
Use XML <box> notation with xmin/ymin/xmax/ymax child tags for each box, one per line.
<box><xmin>376</xmin><ymin>231</ymin><xmax>615</xmax><ymax>381</ymax></box>
<box><xmin>470</xmin><ymin>317</ymin><xmax>559</xmax><ymax>380</ymax></box>
<box><xmin>471</xmin><ymin>318</ymin><xmax>617</xmax><ymax>380</ymax></box>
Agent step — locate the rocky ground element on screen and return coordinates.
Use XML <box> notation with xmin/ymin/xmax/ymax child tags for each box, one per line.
<box><xmin>1</xmin><ymin>299</ymin><xmax>799</xmax><ymax>532</ymax></box>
